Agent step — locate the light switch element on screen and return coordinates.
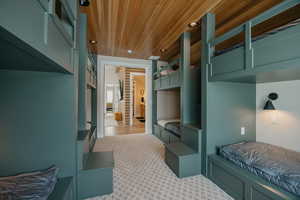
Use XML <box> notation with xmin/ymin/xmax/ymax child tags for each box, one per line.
<box><xmin>241</xmin><ymin>127</ymin><xmax>246</xmax><ymax>135</ymax></box>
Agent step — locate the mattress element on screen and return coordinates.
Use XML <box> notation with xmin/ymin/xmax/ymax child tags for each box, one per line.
<box><xmin>157</xmin><ymin>119</ymin><xmax>180</xmax><ymax>127</ymax></box>
<box><xmin>164</xmin><ymin>122</ymin><xmax>181</xmax><ymax>137</ymax></box>
<box><xmin>157</xmin><ymin>119</ymin><xmax>181</xmax><ymax>137</ymax></box>
<box><xmin>219</xmin><ymin>141</ymin><xmax>300</xmax><ymax>196</ymax></box>
<box><xmin>215</xmin><ymin>18</ymin><xmax>300</xmax><ymax>56</ymax></box>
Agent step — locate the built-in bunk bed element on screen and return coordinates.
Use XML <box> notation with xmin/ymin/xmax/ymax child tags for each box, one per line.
<box><xmin>153</xmin><ymin>58</ymin><xmax>182</xmax><ymax>143</ymax></box>
<box><xmin>201</xmin><ymin>1</ymin><xmax>300</xmax><ymax>200</ymax></box>
<box><xmin>152</xmin><ymin>32</ymin><xmax>202</xmax><ymax>178</ymax></box>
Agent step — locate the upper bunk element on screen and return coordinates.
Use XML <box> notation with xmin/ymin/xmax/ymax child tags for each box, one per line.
<box><xmin>207</xmin><ymin>0</ymin><xmax>300</xmax><ymax>83</ymax></box>
<box><xmin>153</xmin><ymin>58</ymin><xmax>181</xmax><ymax>90</ymax></box>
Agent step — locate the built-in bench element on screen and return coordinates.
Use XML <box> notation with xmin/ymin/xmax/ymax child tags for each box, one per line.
<box><xmin>78</xmin><ymin>151</ymin><xmax>114</xmax><ymax>199</ymax></box>
<box><xmin>154</xmin><ymin>124</ymin><xmax>181</xmax><ymax>144</ymax></box>
<box><xmin>77</xmin><ymin>129</ymin><xmax>114</xmax><ymax>199</ymax></box>
<box><xmin>48</xmin><ymin>177</ymin><xmax>74</xmax><ymax>200</ymax></box>
<box><xmin>165</xmin><ymin>142</ymin><xmax>201</xmax><ymax>178</ymax></box>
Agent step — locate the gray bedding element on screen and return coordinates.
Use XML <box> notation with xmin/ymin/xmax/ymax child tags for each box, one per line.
<box><xmin>219</xmin><ymin>141</ymin><xmax>300</xmax><ymax>196</ymax></box>
<box><xmin>164</xmin><ymin>122</ymin><xmax>181</xmax><ymax>137</ymax></box>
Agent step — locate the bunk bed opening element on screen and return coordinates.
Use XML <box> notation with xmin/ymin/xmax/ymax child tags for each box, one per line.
<box><xmin>156</xmin><ymin>88</ymin><xmax>181</xmax><ymax>140</ymax></box>
<box><xmin>209</xmin><ymin>1</ymin><xmax>300</xmax><ymax>83</ymax></box>
<box><xmin>201</xmin><ymin>2</ymin><xmax>300</xmax><ymax>199</ymax></box>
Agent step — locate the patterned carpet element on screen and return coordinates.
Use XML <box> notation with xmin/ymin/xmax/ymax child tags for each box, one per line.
<box><xmin>88</xmin><ymin>134</ymin><xmax>233</xmax><ymax>200</ymax></box>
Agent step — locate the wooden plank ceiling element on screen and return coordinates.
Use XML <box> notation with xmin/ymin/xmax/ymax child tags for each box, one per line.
<box><xmin>81</xmin><ymin>0</ymin><xmax>300</xmax><ymax>65</ymax></box>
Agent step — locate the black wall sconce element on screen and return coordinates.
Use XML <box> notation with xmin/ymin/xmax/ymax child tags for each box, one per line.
<box><xmin>264</xmin><ymin>93</ymin><xmax>278</xmax><ymax>110</ymax></box>
<box><xmin>79</xmin><ymin>0</ymin><xmax>90</xmax><ymax>6</ymax></box>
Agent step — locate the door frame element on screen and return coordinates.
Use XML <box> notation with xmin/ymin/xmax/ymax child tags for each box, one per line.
<box><xmin>129</xmin><ymin>72</ymin><xmax>145</xmax><ymax>126</ymax></box>
<box><xmin>97</xmin><ymin>56</ymin><xmax>154</xmax><ymax>138</ymax></box>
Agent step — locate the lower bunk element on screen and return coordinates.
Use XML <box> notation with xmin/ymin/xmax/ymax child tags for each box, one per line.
<box><xmin>154</xmin><ymin>119</ymin><xmax>181</xmax><ymax>144</ymax></box>
<box><xmin>208</xmin><ymin>142</ymin><xmax>300</xmax><ymax>200</ymax></box>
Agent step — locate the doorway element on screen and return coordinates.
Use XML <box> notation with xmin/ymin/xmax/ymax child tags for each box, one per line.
<box><xmin>103</xmin><ymin>65</ymin><xmax>146</xmax><ymax>136</ymax></box>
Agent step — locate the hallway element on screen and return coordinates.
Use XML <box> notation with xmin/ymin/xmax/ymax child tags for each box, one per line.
<box><xmin>88</xmin><ymin>135</ymin><xmax>233</xmax><ymax>200</ymax></box>
<box><xmin>105</xmin><ymin>113</ymin><xmax>145</xmax><ymax>136</ymax></box>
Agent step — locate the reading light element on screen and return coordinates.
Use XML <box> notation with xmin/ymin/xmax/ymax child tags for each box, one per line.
<box><xmin>90</xmin><ymin>40</ymin><xmax>97</xmax><ymax>44</ymax></box>
<box><xmin>189</xmin><ymin>22</ymin><xmax>198</xmax><ymax>28</ymax></box>
<box><xmin>160</xmin><ymin>49</ymin><xmax>166</xmax><ymax>53</ymax></box>
<box><xmin>128</xmin><ymin>50</ymin><xmax>133</xmax><ymax>54</ymax></box>
<box><xmin>264</xmin><ymin>93</ymin><xmax>278</xmax><ymax>110</ymax></box>
<box><xmin>79</xmin><ymin>0</ymin><xmax>90</xmax><ymax>6</ymax></box>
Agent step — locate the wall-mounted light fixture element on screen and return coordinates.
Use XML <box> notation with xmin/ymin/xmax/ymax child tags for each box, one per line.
<box><xmin>79</xmin><ymin>0</ymin><xmax>90</xmax><ymax>6</ymax></box>
<box><xmin>264</xmin><ymin>93</ymin><xmax>278</xmax><ymax>110</ymax></box>
<box><xmin>89</xmin><ymin>40</ymin><xmax>97</xmax><ymax>44</ymax></box>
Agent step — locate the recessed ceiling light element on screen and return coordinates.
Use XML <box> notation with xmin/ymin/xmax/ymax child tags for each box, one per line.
<box><xmin>90</xmin><ymin>40</ymin><xmax>97</xmax><ymax>44</ymax></box>
<box><xmin>189</xmin><ymin>22</ymin><xmax>198</xmax><ymax>28</ymax></box>
<box><xmin>128</xmin><ymin>50</ymin><xmax>133</xmax><ymax>54</ymax></box>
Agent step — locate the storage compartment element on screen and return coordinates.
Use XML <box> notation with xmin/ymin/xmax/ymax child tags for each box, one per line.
<box><xmin>165</xmin><ymin>142</ymin><xmax>201</xmax><ymax>178</ymax></box>
<box><xmin>157</xmin><ymin>89</ymin><xmax>181</xmax><ymax>122</ymax></box>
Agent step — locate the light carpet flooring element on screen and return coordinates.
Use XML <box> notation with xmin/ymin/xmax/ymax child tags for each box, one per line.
<box><xmin>88</xmin><ymin>134</ymin><xmax>233</xmax><ymax>200</ymax></box>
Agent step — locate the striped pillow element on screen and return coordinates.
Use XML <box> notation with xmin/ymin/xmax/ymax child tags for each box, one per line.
<box><xmin>0</xmin><ymin>166</ymin><xmax>59</xmax><ymax>200</ymax></box>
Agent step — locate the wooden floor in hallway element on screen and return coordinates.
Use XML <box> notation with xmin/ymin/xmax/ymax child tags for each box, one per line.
<box><xmin>105</xmin><ymin>113</ymin><xmax>145</xmax><ymax>136</ymax></box>
<box><xmin>87</xmin><ymin>134</ymin><xmax>233</xmax><ymax>200</ymax></box>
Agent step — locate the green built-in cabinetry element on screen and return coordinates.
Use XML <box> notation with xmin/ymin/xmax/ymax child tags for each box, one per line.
<box><xmin>0</xmin><ymin>0</ymin><xmax>76</xmax><ymax>73</ymax></box>
<box><xmin>76</xmin><ymin>14</ymin><xmax>114</xmax><ymax>199</ymax></box>
<box><xmin>154</xmin><ymin>70</ymin><xmax>181</xmax><ymax>90</ymax></box>
<box><xmin>0</xmin><ymin>1</ymin><xmax>114</xmax><ymax>200</ymax></box>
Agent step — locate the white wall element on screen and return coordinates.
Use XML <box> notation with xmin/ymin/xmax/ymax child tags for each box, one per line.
<box><xmin>157</xmin><ymin>90</ymin><xmax>180</xmax><ymax>120</ymax></box>
<box><xmin>256</xmin><ymin>80</ymin><xmax>300</xmax><ymax>152</ymax></box>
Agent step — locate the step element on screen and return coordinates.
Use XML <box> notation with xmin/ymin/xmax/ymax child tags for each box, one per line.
<box><xmin>78</xmin><ymin>151</ymin><xmax>114</xmax><ymax>199</ymax></box>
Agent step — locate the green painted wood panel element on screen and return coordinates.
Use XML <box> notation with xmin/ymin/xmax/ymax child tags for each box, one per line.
<box><xmin>201</xmin><ymin>13</ymin><xmax>256</xmax><ymax>175</ymax></box>
<box><xmin>0</xmin><ymin>0</ymin><xmax>47</xmax><ymax>56</ymax></box>
<box><xmin>205</xmin><ymin>82</ymin><xmax>256</xmax><ymax>155</ymax></box>
<box><xmin>212</xmin><ymin>47</ymin><xmax>245</xmax><ymax>77</ymax></box>
<box><xmin>0</xmin><ymin>70</ymin><xmax>77</xmax><ymax>178</ymax></box>
<box><xmin>46</xmin><ymin>15</ymin><xmax>73</xmax><ymax>73</ymax></box>
<box><xmin>254</xmin><ymin>24</ymin><xmax>300</xmax><ymax>68</ymax></box>
<box><xmin>48</xmin><ymin>177</ymin><xmax>74</xmax><ymax>200</ymax></box>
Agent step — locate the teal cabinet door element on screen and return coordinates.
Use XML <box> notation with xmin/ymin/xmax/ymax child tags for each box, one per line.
<box><xmin>0</xmin><ymin>0</ymin><xmax>47</xmax><ymax>55</ymax></box>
